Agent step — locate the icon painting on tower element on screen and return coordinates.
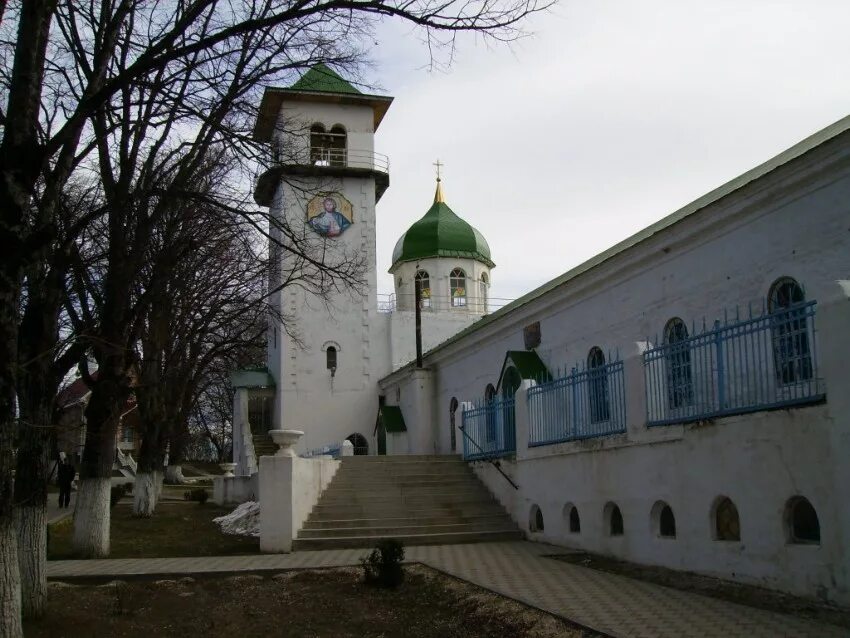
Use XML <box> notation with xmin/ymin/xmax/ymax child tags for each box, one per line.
<box><xmin>306</xmin><ymin>193</ymin><xmax>353</xmax><ymax>237</ymax></box>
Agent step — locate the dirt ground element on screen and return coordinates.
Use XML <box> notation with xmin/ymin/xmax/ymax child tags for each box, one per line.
<box><xmin>28</xmin><ymin>566</ymin><xmax>596</xmax><ymax>638</ymax></box>
<box><xmin>552</xmin><ymin>551</ymin><xmax>850</xmax><ymax>629</ymax></box>
<box><xmin>48</xmin><ymin>502</ymin><xmax>259</xmax><ymax>560</ymax></box>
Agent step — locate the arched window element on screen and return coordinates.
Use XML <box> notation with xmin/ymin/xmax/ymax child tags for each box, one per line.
<box><xmin>652</xmin><ymin>501</ymin><xmax>676</xmax><ymax>538</ymax></box>
<box><xmin>346</xmin><ymin>433</ymin><xmax>368</xmax><ymax>455</ymax></box>
<box><xmin>565</xmin><ymin>504</ymin><xmax>581</xmax><ymax>533</ymax></box>
<box><xmin>588</xmin><ymin>347</ymin><xmax>610</xmax><ymax>423</ymax></box>
<box><xmin>713</xmin><ymin>496</ymin><xmax>741</xmax><ymax>541</ymax></box>
<box><xmin>449</xmin><ymin>397</ymin><xmax>459</xmax><ymax>452</ymax></box>
<box><xmin>484</xmin><ymin>383</ymin><xmax>497</xmax><ymax>442</ymax></box>
<box><xmin>450</xmin><ymin>268</ymin><xmax>466</xmax><ymax>307</ymax></box>
<box><xmin>326</xmin><ymin>346</ymin><xmax>337</xmax><ymax>371</ymax></box>
<box><xmin>415</xmin><ymin>270</ymin><xmax>431</xmax><ymax>309</ymax></box>
<box><xmin>480</xmin><ymin>273</ymin><xmax>489</xmax><ymax>313</ymax></box>
<box><xmin>785</xmin><ymin>496</ymin><xmax>820</xmax><ymax>544</ymax></box>
<box><xmin>768</xmin><ymin>277</ymin><xmax>812</xmax><ymax>384</ymax></box>
<box><xmin>664</xmin><ymin>318</ymin><xmax>693</xmax><ymax>409</ymax></box>
<box><xmin>529</xmin><ymin>504</ymin><xmax>544</xmax><ymax>532</ymax></box>
<box><xmin>328</xmin><ymin>124</ymin><xmax>347</xmax><ymax>166</ymax></box>
<box><xmin>605</xmin><ymin>502</ymin><xmax>624</xmax><ymax>536</ymax></box>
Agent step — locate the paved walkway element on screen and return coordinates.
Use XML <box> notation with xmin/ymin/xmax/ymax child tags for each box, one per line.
<box><xmin>46</xmin><ymin>541</ymin><xmax>847</xmax><ymax>638</ymax></box>
<box><xmin>46</xmin><ymin>493</ymin><xmax>75</xmax><ymax>524</ymax></box>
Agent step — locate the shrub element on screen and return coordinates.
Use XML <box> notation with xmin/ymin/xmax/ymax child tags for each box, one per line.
<box><xmin>361</xmin><ymin>539</ymin><xmax>405</xmax><ymax>588</ymax></box>
<box><xmin>184</xmin><ymin>488</ymin><xmax>209</xmax><ymax>504</ymax></box>
<box><xmin>110</xmin><ymin>484</ymin><xmax>127</xmax><ymax>508</ymax></box>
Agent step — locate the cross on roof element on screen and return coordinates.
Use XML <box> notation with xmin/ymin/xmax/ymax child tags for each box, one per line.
<box><xmin>433</xmin><ymin>159</ymin><xmax>443</xmax><ymax>182</ymax></box>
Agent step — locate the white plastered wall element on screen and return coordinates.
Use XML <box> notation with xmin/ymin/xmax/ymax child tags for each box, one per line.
<box><xmin>384</xmin><ymin>131</ymin><xmax>850</xmax><ymax>602</ymax></box>
<box><xmin>266</xmin><ymin>98</ymin><xmax>391</xmax><ymax>455</ymax></box>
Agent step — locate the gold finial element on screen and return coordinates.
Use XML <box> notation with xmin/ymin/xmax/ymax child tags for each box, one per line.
<box><xmin>433</xmin><ymin>159</ymin><xmax>445</xmax><ymax>203</ymax></box>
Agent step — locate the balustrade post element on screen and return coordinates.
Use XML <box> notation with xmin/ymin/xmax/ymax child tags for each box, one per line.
<box><xmin>514</xmin><ymin>380</ymin><xmax>535</xmax><ymax>460</ymax></box>
<box><xmin>714</xmin><ymin>320</ymin><xmax>726</xmax><ymax>410</ymax></box>
<box><xmin>623</xmin><ymin>342</ymin><xmax>650</xmax><ymax>437</ymax></box>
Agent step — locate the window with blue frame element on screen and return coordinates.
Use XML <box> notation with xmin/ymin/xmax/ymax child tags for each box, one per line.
<box><xmin>664</xmin><ymin>318</ymin><xmax>693</xmax><ymax>409</ymax></box>
<box><xmin>587</xmin><ymin>347</ymin><xmax>610</xmax><ymax>423</ymax></box>
<box><xmin>768</xmin><ymin>278</ymin><xmax>812</xmax><ymax>384</ymax></box>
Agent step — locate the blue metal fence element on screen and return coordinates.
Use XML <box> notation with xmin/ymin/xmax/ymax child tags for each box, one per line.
<box><xmin>643</xmin><ymin>301</ymin><xmax>824</xmax><ymax>426</ymax></box>
<box><xmin>461</xmin><ymin>396</ymin><xmax>517</xmax><ymax>460</ymax></box>
<box><xmin>527</xmin><ymin>359</ymin><xmax>627</xmax><ymax>446</ymax></box>
<box><xmin>301</xmin><ymin>443</ymin><xmax>342</xmax><ymax>459</ymax></box>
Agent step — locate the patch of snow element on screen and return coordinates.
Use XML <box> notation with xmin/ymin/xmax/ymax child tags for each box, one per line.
<box><xmin>213</xmin><ymin>501</ymin><xmax>260</xmax><ymax>537</ymax></box>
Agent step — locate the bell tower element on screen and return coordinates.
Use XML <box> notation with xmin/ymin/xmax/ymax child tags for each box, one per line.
<box><xmin>252</xmin><ymin>64</ymin><xmax>394</xmax><ymax>453</ymax></box>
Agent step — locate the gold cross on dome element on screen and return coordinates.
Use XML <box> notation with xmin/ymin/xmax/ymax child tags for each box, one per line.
<box><xmin>433</xmin><ymin>159</ymin><xmax>443</xmax><ymax>181</ymax></box>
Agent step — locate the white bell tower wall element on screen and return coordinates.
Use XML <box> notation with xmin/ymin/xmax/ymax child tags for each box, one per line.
<box><xmin>264</xmin><ymin>97</ymin><xmax>392</xmax><ymax>454</ymax></box>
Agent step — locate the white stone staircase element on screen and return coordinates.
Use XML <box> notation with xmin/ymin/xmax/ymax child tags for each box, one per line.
<box><xmin>292</xmin><ymin>455</ymin><xmax>522</xmax><ymax>550</ymax></box>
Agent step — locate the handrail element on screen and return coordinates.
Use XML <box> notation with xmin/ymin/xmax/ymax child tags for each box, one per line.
<box><xmin>273</xmin><ymin>144</ymin><xmax>389</xmax><ymax>173</ymax></box>
<box><xmin>458</xmin><ymin>424</ymin><xmax>519</xmax><ymax>490</ymax></box>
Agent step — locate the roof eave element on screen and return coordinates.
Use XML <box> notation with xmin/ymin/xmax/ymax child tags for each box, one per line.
<box><xmin>389</xmin><ymin>251</ymin><xmax>495</xmax><ymax>271</ymax></box>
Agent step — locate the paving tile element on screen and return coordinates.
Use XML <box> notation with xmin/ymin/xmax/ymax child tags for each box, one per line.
<box><xmin>46</xmin><ymin>541</ymin><xmax>849</xmax><ymax>638</ymax></box>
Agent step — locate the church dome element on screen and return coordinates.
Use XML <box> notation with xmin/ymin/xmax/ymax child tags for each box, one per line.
<box><xmin>390</xmin><ymin>180</ymin><xmax>494</xmax><ymax>270</ymax></box>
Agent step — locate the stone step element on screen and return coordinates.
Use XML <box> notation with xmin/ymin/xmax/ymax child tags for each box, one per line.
<box><xmin>296</xmin><ymin>455</ymin><xmax>520</xmax><ymax>550</ymax></box>
<box><xmin>292</xmin><ymin>528</ymin><xmax>524</xmax><ymax>551</ymax></box>
<box><xmin>303</xmin><ymin>513</ymin><xmax>512</xmax><ymax>529</ymax></box>
<box><xmin>308</xmin><ymin>503</ymin><xmax>510</xmax><ymax>520</ymax></box>
<box><xmin>315</xmin><ymin>493</ymin><xmax>496</xmax><ymax>506</ymax></box>
<box><xmin>298</xmin><ymin>521</ymin><xmax>518</xmax><ymax>539</ymax></box>
<box><xmin>337</xmin><ymin>465</ymin><xmax>475</xmax><ymax>478</ymax></box>
<box><xmin>320</xmin><ymin>488</ymin><xmax>489</xmax><ymax>497</ymax></box>
<box><xmin>341</xmin><ymin>455</ymin><xmax>464</xmax><ymax>463</ymax></box>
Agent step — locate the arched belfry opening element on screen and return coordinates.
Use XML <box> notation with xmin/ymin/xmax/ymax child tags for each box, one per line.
<box><xmin>309</xmin><ymin>123</ymin><xmax>347</xmax><ymax>166</ymax></box>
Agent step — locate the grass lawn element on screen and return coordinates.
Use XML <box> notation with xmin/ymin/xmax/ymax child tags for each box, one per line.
<box><xmin>28</xmin><ymin>566</ymin><xmax>589</xmax><ymax>637</ymax></box>
<box><xmin>48</xmin><ymin>502</ymin><xmax>259</xmax><ymax>560</ymax></box>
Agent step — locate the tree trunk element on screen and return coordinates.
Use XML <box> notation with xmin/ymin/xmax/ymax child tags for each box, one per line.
<box><xmin>14</xmin><ymin>505</ymin><xmax>45</xmax><ymax>619</ymax></box>
<box><xmin>12</xmin><ymin>429</ymin><xmax>48</xmax><ymax>620</ymax></box>
<box><xmin>0</xmin><ymin>514</ymin><xmax>23</xmax><ymax>638</ymax></box>
<box><xmin>164</xmin><ymin>464</ymin><xmax>186</xmax><ymax>484</ymax></box>
<box><xmin>12</xmin><ymin>398</ymin><xmax>51</xmax><ymax>620</ymax></box>
<box><xmin>73</xmin><ymin>362</ymin><xmax>128</xmax><ymax>557</ymax></box>
<box><xmin>71</xmin><ymin>478</ymin><xmax>111</xmax><ymax>558</ymax></box>
<box><xmin>132</xmin><ymin>471</ymin><xmax>161</xmax><ymax>517</ymax></box>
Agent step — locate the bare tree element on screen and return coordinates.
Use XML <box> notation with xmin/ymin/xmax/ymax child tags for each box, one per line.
<box><xmin>0</xmin><ymin>0</ymin><xmax>550</xmax><ymax>632</ymax></box>
<box><xmin>129</xmin><ymin>164</ymin><xmax>271</xmax><ymax>515</ymax></box>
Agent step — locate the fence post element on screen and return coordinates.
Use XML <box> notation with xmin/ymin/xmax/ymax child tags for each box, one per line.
<box><xmin>514</xmin><ymin>380</ymin><xmax>535</xmax><ymax>461</ymax></box>
<box><xmin>459</xmin><ymin>401</ymin><xmax>475</xmax><ymax>460</ymax></box>
<box><xmin>714</xmin><ymin>320</ymin><xmax>725</xmax><ymax>410</ymax></box>
<box><xmin>624</xmin><ymin>342</ymin><xmax>649</xmax><ymax>437</ymax></box>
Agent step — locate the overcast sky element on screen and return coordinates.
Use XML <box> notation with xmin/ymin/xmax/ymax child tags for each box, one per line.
<box><xmin>361</xmin><ymin>0</ymin><xmax>850</xmax><ymax>305</ymax></box>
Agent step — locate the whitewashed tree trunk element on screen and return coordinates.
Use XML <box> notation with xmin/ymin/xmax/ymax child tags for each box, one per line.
<box><xmin>72</xmin><ymin>478</ymin><xmax>111</xmax><ymax>557</ymax></box>
<box><xmin>14</xmin><ymin>505</ymin><xmax>45</xmax><ymax>619</ymax></box>
<box><xmin>154</xmin><ymin>471</ymin><xmax>164</xmax><ymax>503</ymax></box>
<box><xmin>164</xmin><ymin>464</ymin><xmax>186</xmax><ymax>484</ymax></box>
<box><xmin>132</xmin><ymin>471</ymin><xmax>159</xmax><ymax>517</ymax></box>
<box><xmin>0</xmin><ymin>515</ymin><xmax>23</xmax><ymax>637</ymax></box>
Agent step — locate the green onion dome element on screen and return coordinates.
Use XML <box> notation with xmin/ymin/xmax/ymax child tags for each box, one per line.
<box><xmin>390</xmin><ymin>180</ymin><xmax>494</xmax><ymax>270</ymax></box>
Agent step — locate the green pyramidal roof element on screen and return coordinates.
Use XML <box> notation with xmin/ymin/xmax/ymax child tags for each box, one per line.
<box><xmin>289</xmin><ymin>63</ymin><xmax>362</xmax><ymax>95</ymax></box>
<box><xmin>391</xmin><ymin>182</ymin><xmax>494</xmax><ymax>270</ymax></box>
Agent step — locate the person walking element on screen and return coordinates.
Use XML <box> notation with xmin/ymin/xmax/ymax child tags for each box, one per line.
<box><xmin>57</xmin><ymin>457</ymin><xmax>75</xmax><ymax>508</ymax></box>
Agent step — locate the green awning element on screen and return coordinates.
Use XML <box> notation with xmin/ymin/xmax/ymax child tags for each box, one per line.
<box><xmin>230</xmin><ymin>367</ymin><xmax>275</xmax><ymax>389</ymax></box>
<box><xmin>378</xmin><ymin>405</ymin><xmax>407</xmax><ymax>433</ymax></box>
<box><xmin>496</xmin><ymin>351</ymin><xmax>552</xmax><ymax>393</ymax></box>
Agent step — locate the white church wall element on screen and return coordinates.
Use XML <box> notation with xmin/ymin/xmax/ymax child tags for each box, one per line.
<box><xmin>275</xmin><ymin>101</ymin><xmax>376</xmax><ymax>161</ymax></box>
<box><xmin>389</xmin><ymin>311</ymin><xmax>478</xmax><ymax>370</ymax></box>
<box><xmin>393</xmin><ymin>257</ymin><xmax>491</xmax><ymax>315</ymax></box>
<box><xmin>398</xmin><ymin>131</ymin><xmax>850</xmax><ymax>602</ymax></box>
<box><xmin>268</xmin><ymin>159</ymin><xmax>392</xmax><ymax>454</ymax></box>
